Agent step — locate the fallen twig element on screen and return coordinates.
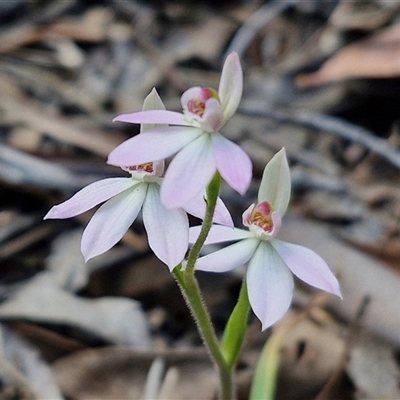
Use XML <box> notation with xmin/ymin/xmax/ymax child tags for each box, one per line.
<box><xmin>239</xmin><ymin>105</ymin><xmax>400</xmax><ymax>170</ymax></box>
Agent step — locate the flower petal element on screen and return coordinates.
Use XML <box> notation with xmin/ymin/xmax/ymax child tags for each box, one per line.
<box><xmin>44</xmin><ymin>178</ymin><xmax>138</xmax><ymax>220</ymax></box>
<box><xmin>202</xmin><ymin>98</ymin><xmax>224</xmax><ymax>131</ymax></box>
<box><xmin>107</xmin><ymin>126</ymin><xmax>203</xmax><ymax>167</ymax></box>
<box><xmin>113</xmin><ymin>110</ymin><xmax>188</xmax><ymax>126</ymax></box>
<box><xmin>271</xmin><ymin>239</ymin><xmax>342</xmax><ymax>298</ymax></box>
<box><xmin>213</xmin><ymin>197</ymin><xmax>234</xmax><ymax>227</ymax></box>
<box><xmin>161</xmin><ymin>134</ymin><xmax>216</xmax><ymax>209</ymax></box>
<box><xmin>218</xmin><ymin>52</ymin><xmax>243</xmax><ymax>123</ymax></box>
<box><xmin>212</xmin><ymin>133</ymin><xmax>252</xmax><ymax>195</ymax></box>
<box><xmin>142</xmin><ymin>184</ymin><xmax>188</xmax><ymax>270</ymax></box>
<box><xmin>81</xmin><ymin>183</ymin><xmax>147</xmax><ymax>261</ymax></box>
<box><xmin>182</xmin><ymin>193</ymin><xmax>234</xmax><ymax>227</ymax></box>
<box><xmin>258</xmin><ymin>148</ymin><xmax>291</xmax><ymax>216</ymax></box>
<box><xmin>140</xmin><ymin>88</ymin><xmax>167</xmax><ymax>133</ymax></box>
<box><xmin>246</xmin><ymin>241</ymin><xmax>294</xmax><ymax>330</ymax></box>
<box><xmin>189</xmin><ymin>225</ymin><xmax>252</xmax><ymax>244</ymax></box>
<box><xmin>195</xmin><ymin>238</ymin><xmax>259</xmax><ymax>272</ymax></box>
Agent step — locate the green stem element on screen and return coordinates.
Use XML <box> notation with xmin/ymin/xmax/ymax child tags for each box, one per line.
<box><xmin>185</xmin><ymin>172</ymin><xmax>221</xmax><ymax>275</ymax></box>
<box><xmin>174</xmin><ymin>268</ymin><xmax>234</xmax><ymax>399</ymax></box>
<box><xmin>172</xmin><ymin>172</ymin><xmax>235</xmax><ymax>399</ymax></box>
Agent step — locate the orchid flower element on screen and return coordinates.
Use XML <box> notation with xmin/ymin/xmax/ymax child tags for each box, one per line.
<box><xmin>189</xmin><ymin>148</ymin><xmax>342</xmax><ymax>330</ymax></box>
<box><xmin>44</xmin><ymin>89</ymin><xmax>233</xmax><ymax>269</ymax></box>
<box><xmin>107</xmin><ymin>52</ymin><xmax>252</xmax><ymax>209</ymax></box>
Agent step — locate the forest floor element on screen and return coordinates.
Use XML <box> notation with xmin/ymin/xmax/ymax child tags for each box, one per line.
<box><xmin>1</xmin><ymin>1</ymin><xmax>400</xmax><ymax>399</ymax></box>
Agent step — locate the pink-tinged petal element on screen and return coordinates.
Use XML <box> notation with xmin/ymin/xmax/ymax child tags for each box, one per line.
<box><xmin>213</xmin><ymin>197</ymin><xmax>234</xmax><ymax>226</ymax></box>
<box><xmin>140</xmin><ymin>88</ymin><xmax>167</xmax><ymax>133</ymax></box>
<box><xmin>195</xmin><ymin>238</ymin><xmax>259</xmax><ymax>272</ymax></box>
<box><xmin>44</xmin><ymin>178</ymin><xmax>138</xmax><ymax>220</ymax></box>
<box><xmin>113</xmin><ymin>110</ymin><xmax>188</xmax><ymax>126</ymax></box>
<box><xmin>161</xmin><ymin>134</ymin><xmax>216</xmax><ymax>209</ymax></box>
<box><xmin>258</xmin><ymin>148</ymin><xmax>291</xmax><ymax>216</ymax></box>
<box><xmin>142</xmin><ymin>184</ymin><xmax>188</xmax><ymax>270</ymax></box>
<box><xmin>212</xmin><ymin>133</ymin><xmax>252</xmax><ymax>195</ymax></box>
<box><xmin>271</xmin><ymin>239</ymin><xmax>342</xmax><ymax>298</ymax></box>
<box><xmin>246</xmin><ymin>241</ymin><xmax>294</xmax><ymax>330</ymax></box>
<box><xmin>181</xmin><ymin>87</ymin><xmax>203</xmax><ymax>108</ymax></box>
<box><xmin>183</xmin><ymin>193</ymin><xmax>234</xmax><ymax>227</ymax></box>
<box><xmin>242</xmin><ymin>203</ymin><xmax>254</xmax><ymax>227</ymax></box>
<box><xmin>107</xmin><ymin>126</ymin><xmax>203</xmax><ymax>167</ymax></box>
<box><xmin>81</xmin><ymin>183</ymin><xmax>147</xmax><ymax>261</ymax></box>
<box><xmin>218</xmin><ymin>52</ymin><xmax>243</xmax><ymax>123</ymax></box>
<box><xmin>189</xmin><ymin>225</ymin><xmax>252</xmax><ymax>245</ymax></box>
<box><xmin>202</xmin><ymin>98</ymin><xmax>224</xmax><ymax>131</ymax></box>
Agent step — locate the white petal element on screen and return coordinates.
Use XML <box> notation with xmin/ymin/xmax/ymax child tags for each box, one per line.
<box><xmin>81</xmin><ymin>183</ymin><xmax>147</xmax><ymax>261</ymax></box>
<box><xmin>212</xmin><ymin>133</ymin><xmax>252</xmax><ymax>195</ymax></box>
<box><xmin>161</xmin><ymin>134</ymin><xmax>216</xmax><ymax>209</ymax></box>
<box><xmin>213</xmin><ymin>197</ymin><xmax>234</xmax><ymax>227</ymax></box>
<box><xmin>271</xmin><ymin>239</ymin><xmax>342</xmax><ymax>298</ymax></box>
<box><xmin>202</xmin><ymin>98</ymin><xmax>224</xmax><ymax>131</ymax></box>
<box><xmin>195</xmin><ymin>238</ymin><xmax>259</xmax><ymax>272</ymax></box>
<box><xmin>189</xmin><ymin>225</ymin><xmax>252</xmax><ymax>244</ymax></box>
<box><xmin>140</xmin><ymin>88</ymin><xmax>167</xmax><ymax>132</ymax></box>
<box><xmin>107</xmin><ymin>127</ymin><xmax>202</xmax><ymax>167</ymax></box>
<box><xmin>113</xmin><ymin>110</ymin><xmax>188</xmax><ymax>126</ymax></box>
<box><xmin>246</xmin><ymin>241</ymin><xmax>294</xmax><ymax>330</ymax></box>
<box><xmin>218</xmin><ymin>52</ymin><xmax>243</xmax><ymax>123</ymax></box>
<box><xmin>182</xmin><ymin>193</ymin><xmax>233</xmax><ymax>227</ymax></box>
<box><xmin>242</xmin><ymin>203</ymin><xmax>254</xmax><ymax>228</ymax></box>
<box><xmin>44</xmin><ymin>178</ymin><xmax>138</xmax><ymax>219</ymax></box>
<box><xmin>258</xmin><ymin>148</ymin><xmax>291</xmax><ymax>216</ymax></box>
<box><xmin>143</xmin><ymin>184</ymin><xmax>188</xmax><ymax>270</ymax></box>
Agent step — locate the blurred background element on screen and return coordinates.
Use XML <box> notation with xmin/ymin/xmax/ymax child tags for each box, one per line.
<box><xmin>1</xmin><ymin>0</ymin><xmax>400</xmax><ymax>398</ymax></box>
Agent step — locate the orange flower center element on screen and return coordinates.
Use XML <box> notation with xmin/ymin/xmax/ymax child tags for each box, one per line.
<box><xmin>187</xmin><ymin>99</ymin><xmax>206</xmax><ymax>117</ymax></box>
<box><xmin>251</xmin><ymin>202</ymin><xmax>275</xmax><ymax>233</ymax></box>
<box><xmin>187</xmin><ymin>88</ymin><xmax>219</xmax><ymax>117</ymax></box>
<box><xmin>126</xmin><ymin>162</ymin><xmax>154</xmax><ymax>174</ymax></box>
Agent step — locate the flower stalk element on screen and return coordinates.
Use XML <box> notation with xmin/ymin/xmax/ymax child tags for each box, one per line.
<box><xmin>173</xmin><ymin>267</ymin><xmax>234</xmax><ymax>400</ymax></box>
<box><xmin>173</xmin><ymin>172</ymin><xmax>239</xmax><ymax>400</ymax></box>
<box><xmin>185</xmin><ymin>172</ymin><xmax>221</xmax><ymax>274</ymax></box>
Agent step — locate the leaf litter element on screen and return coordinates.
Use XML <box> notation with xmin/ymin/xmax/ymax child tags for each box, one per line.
<box><xmin>1</xmin><ymin>0</ymin><xmax>400</xmax><ymax>398</ymax></box>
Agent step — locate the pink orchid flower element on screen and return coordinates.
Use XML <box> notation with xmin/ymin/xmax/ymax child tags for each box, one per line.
<box><xmin>108</xmin><ymin>52</ymin><xmax>252</xmax><ymax>209</ymax></box>
<box><xmin>44</xmin><ymin>89</ymin><xmax>233</xmax><ymax>269</ymax></box>
<box><xmin>189</xmin><ymin>148</ymin><xmax>342</xmax><ymax>330</ymax></box>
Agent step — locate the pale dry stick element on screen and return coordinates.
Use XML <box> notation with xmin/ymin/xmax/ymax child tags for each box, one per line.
<box><xmin>240</xmin><ymin>106</ymin><xmax>400</xmax><ymax>170</ymax></box>
<box><xmin>225</xmin><ymin>0</ymin><xmax>297</xmax><ymax>58</ymax></box>
<box><xmin>142</xmin><ymin>357</ymin><xmax>165</xmax><ymax>400</ymax></box>
<box><xmin>0</xmin><ymin>224</ymin><xmax>55</xmax><ymax>260</ymax></box>
<box><xmin>0</xmin><ymin>144</ymin><xmax>82</xmax><ymax>190</ymax></box>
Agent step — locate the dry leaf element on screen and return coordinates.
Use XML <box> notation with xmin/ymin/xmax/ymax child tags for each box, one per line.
<box><xmin>1</xmin><ymin>325</ymin><xmax>63</xmax><ymax>399</ymax></box>
<box><xmin>347</xmin><ymin>333</ymin><xmax>400</xmax><ymax>399</ymax></box>
<box><xmin>0</xmin><ymin>273</ymin><xmax>151</xmax><ymax>348</ymax></box>
<box><xmin>297</xmin><ymin>25</ymin><xmax>400</xmax><ymax>87</ymax></box>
